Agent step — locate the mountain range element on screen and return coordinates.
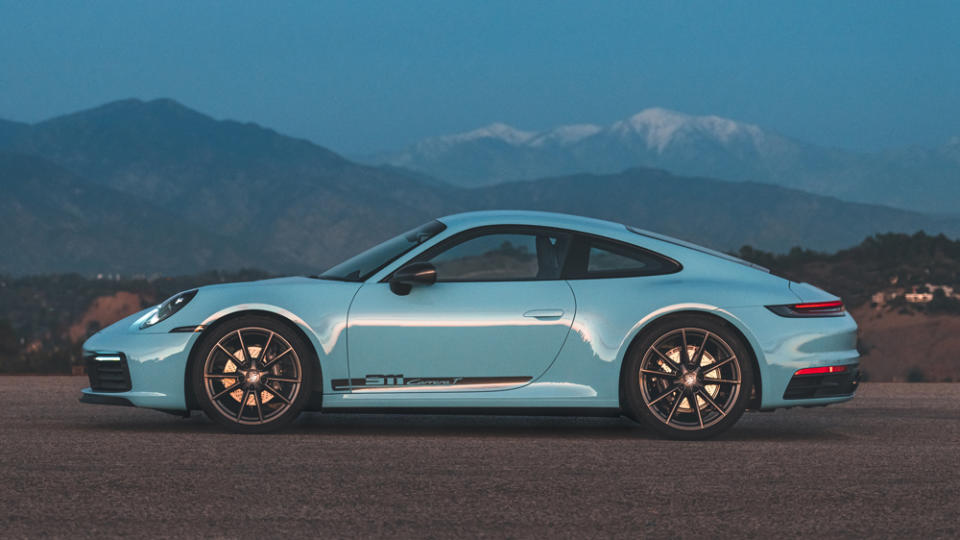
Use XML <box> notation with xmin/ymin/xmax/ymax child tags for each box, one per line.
<box><xmin>374</xmin><ymin>108</ymin><xmax>960</xmax><ymax>214</ymax></box>
<box><xmin>2</xmin><ymin>99</ymin><xmax>959</xmax><ymax>275</ymax></box>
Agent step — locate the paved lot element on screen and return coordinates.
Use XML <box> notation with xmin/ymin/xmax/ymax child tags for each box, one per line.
<box><xmin>1</xmin><ymin>377</ymin><xmax>958</xmax><ymax>538</ymax></box>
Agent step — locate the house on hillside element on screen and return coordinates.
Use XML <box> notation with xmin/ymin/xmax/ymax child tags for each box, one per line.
<box><xmin>872</xmin><ymin>284</ymin><xmax>959</xmax><ymax>307</ymax></box>
<box><xmin>905</xmin><ymin>292</ymin><xmax>934</xmax><ymax>303</ymax></box>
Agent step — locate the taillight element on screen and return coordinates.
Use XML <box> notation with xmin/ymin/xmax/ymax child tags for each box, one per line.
<box><xmin>794</xmin><ymin>365</ymin><xmax>848</xmax><ymax>376</ymax></box>
<box><xmin>766</xmin><ymin>300</ymin><xmax>845</xmax><ymax>317</ymax></box>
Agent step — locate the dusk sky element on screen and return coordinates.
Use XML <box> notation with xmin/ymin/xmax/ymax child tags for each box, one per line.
<box><xmin>1</xmin><ymin>0</ymin><xmax>958</xmax><ymax>154</ymax></box>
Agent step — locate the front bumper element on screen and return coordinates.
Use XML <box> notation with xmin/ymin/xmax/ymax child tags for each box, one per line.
<box><xmin>81</xmin><ymin>311</ymin><xmax>200</xmax><ymax>411</ymax></box>
<box><xmin>79</xmin><ymin>393</ymin><xmax>133</xmax><ymax>407</ymax></box>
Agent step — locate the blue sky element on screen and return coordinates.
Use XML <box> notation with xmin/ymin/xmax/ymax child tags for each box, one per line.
<box><xmin>1</xmin><ymin>0</ymin><xmax>958</xmax><ymax>154</ymax></box>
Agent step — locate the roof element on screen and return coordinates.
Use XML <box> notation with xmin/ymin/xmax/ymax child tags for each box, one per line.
<box><xmin>438</xmin><ymin>210</ymin><xmax>627</xmax><ymax>237</ymax></box>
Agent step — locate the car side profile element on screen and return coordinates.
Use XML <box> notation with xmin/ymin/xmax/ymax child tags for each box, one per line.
<box><xmin>81</xmin><ymin>210</ymin><xmax>860</xmax><ymax>439</ymax></box>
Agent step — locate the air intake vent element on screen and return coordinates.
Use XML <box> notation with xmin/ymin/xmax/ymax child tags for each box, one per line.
<box><xmin>85</xmin><ymin>353</ymin><xmax>132</xmax><ymax>392</ymax></box>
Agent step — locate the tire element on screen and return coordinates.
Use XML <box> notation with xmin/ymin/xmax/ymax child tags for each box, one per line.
<box><xmin>191</xmin><ymin>315</ymin><xmax>315</xmax><ymax>434</ymax></box>
<box><xmin>622</xmin><ymin>314</ymin><xmax>754</xmax><ymax>440</ymax></box>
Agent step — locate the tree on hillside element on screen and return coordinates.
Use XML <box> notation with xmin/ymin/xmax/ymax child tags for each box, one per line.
<box><xmin>0</xmin><ymin>319</ymin><xmax>20</xmax><ymax>371</ymax></box>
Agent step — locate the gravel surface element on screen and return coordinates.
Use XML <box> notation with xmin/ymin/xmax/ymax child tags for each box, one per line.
<box><xmin>1</xmin><ymin>377</ymin><xmax>958</xmax><ymax>538</ymax></box>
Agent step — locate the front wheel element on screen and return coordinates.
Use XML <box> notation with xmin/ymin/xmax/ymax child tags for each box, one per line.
<box><xmin>191</xmin><ymin>316</ymin><xmax>314</xmax><ymax>433</ymax></box>
<box><xmin>622</xmin><ymin>315</ymin><xmax>754</xmax><ymax>440</ymax></box>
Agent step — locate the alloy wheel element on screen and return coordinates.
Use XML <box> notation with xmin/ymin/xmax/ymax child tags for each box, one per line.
<box><xmin>202</xmin><ymin>327</ymin><xmax>303</xmax><ymax>425</ymax></box>
<box><xmin>638</xmin><ymin>327</ymin><xmax>742</xmax><ymax>431</ymax></box>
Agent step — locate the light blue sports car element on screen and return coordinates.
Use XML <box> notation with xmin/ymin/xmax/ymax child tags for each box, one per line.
<box><xmin>81</xmin><ymin>211</ymin><xmax>860</xmax><ymax>439</ymax></box>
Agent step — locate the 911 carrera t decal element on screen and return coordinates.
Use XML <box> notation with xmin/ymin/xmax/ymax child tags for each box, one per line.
<box><xmin>331</xmin><ymin>375</ymin><xmax>532</xmax><ymax>392</ymax></box>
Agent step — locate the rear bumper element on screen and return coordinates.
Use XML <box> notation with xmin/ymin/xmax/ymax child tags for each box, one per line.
<box><xmin>784</xmin><ymin>366</ymin><xmax>860</xmax><ymax>400</ymax></box>
<box><xmin>720</xmin><ymin>306</ymin><xmax>860</xmax><ymax>409</ymax></box>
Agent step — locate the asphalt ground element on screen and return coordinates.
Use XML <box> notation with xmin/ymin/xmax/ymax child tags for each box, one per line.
<box><xmin>1</xmin><ymin>377</ymin><xmax>958</xmax><ymax>539</ymax></box>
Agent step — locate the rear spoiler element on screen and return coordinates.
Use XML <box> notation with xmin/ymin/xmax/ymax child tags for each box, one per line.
<box><xmin>626</xmin><ymin>226</ymin><xmax>770</xmax><ymax>273</ymax></box>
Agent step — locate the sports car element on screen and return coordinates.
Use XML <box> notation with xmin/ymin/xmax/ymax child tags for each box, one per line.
<box><xmin>81</xmin><ymin>210</ymin><xmax>860</xmax><ymax>439</ymax></box>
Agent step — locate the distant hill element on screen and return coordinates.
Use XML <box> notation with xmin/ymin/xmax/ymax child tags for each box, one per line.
<box><xmin>0</xmin><ymin>119</ymin><xmax>29</xmax><ymax>147</ymax></box>
<box><xmin>2</xmin><ymin>99</ymin><xmax>960</xmax><ymax>275</ymax></box>
<box><xmin>738</xmin><ymin>231</ymin><xmax>960</xmax><ymax>309</ymax></box>
<box><xmin>0</xmin><ymin>99</ymin><xmax>457</xmax><ymax>273</ymax></box>
<box><xmin>372</xmin><ymin>108</ymin><xmax>960</xmax><ymax>214</ymax></box>
<box><xmin>0</xmin><ymin>152</ymin><xmax>255</xmax><ymax>275</ymax></box>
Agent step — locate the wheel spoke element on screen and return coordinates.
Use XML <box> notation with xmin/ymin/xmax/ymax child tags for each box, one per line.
<box><xmin>691</xmin><ymin>331</ymin><xmax>711</xmax><ymax>368</ymax></box>
<box><xmin>697</xmin><ymin>388</ymin><xmax>727</xmax><ymax>417</ymax></box>
<box><xmin>236</xmin><ymin>389</ymin><xmax>251</xmax><ymax>420</ymax></box>
<box><xmin>264</xmin><ymin>376</ymin><xmax>300</xmax><ymax>383</ymax></box>
<box><xmin>254</xmin><ymin>390</ymin><xmax>264</xmax><ymax>422</ymax></box>
<box><xmin>263</xmin><ymin>385</ymin><xmax>292</xmax><ymax>405</ymax></box>
<box><xmin>679</xmin><ymin>329</ymin><xmax>691</xmax><ymax>366</ymax></box>
<box><xmin>236</xmin><ymin>330</ymin><xmax>252</xmax><ymax>366</ymax></box>
<box><xmin>261</xmin><ymin>347</ymin><xmax>292</xmax><ymax>371</ymax></box>
<box><xmin>701</xmin><ymin>356</ymin><xmax>736</xmax><ymax>375</ymax></box>
<box><xmin>258</xmin><ymin>332</ymin><xmax>274</xmax><ymax>366</ymax></box>
<box><xmin>652</xmin><ymin>348</ymin><xmax>682</xmax><ymax>373</ymax></box>
<box><xmin>648</xmin><ymin>385</ymin><xmax>680</xmax><ymax>406</ymax></box>
<box><xmin>211</xmin><ymin>381</ymin><xmax>242</xmax><ymax>400</ymax></box>
<box><xmin>640</xmin><ymin>368</ymin><xmax>674</xmax><ymax>378</ymax></box>
<box><xmin>216</xmin><ymin>342</ymin><xmax>238</xmax><ymax>364</ymax></box>
<box><xmin>703</xmin><ymin>379</ymin><xmax>740</xmax><ymax>385</ymax></box>
<box><xmin>693</xmin><ymin>390</ymin><xmax>704</xmax><ymax>428</ymax></box>
<box><xmin>665</xmin><ymin>391</ymin><xmax>683</xmax><ymax>424</ymax></box>
<box><xmin>204</xmin><ymin>373</ymin><xmax>241</xmax><ymax>379</ymax></box>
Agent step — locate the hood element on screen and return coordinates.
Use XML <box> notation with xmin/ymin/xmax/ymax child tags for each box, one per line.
<box><xmin>195</xmin><ymin>276</ymin><xmax>316</xmax><ymax>292</ymax></box>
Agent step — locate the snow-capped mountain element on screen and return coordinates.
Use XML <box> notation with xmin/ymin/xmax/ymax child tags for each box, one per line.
<box><xmin>609</xmin><ymin>108</ymin><xmax>769</xmax><ymax>152</ymax></box>
<box><xmin>380</xmin><ymin>108</ymin><xmax>801</xmax><ymax>187</ymax></box>
<box><xmin>374</xmin><ymin>108</ymin><xmax>960</xmax><ymax>215</ymax></box>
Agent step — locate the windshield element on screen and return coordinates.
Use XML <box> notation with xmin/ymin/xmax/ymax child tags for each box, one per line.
<box><xmin>318</xmin><ymin>220</ymin><xmax>447</xmax><ymax>282</ymax></box>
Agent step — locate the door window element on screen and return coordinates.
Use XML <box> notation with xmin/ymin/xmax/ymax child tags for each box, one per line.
<box><xmin>425</xmin><ymin>231</ymin><xmax>567</xmax><ymax>282</ymax></box>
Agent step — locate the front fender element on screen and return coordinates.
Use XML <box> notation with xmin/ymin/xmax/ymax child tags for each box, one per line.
<box><xmin>148</xmin><ymin>278</ymin><xmax>361</xmax><ymax>401</ymax></box>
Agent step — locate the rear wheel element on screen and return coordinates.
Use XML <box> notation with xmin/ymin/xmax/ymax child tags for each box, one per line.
<box><xmin>191</xmin><ymin>316</ymin><xmax>314</xmax><ymax>433</ymax></box>
<box><xmin>622</xmin><ymin>315</ymin><xmax>753</xmax><ymax>440</ymax></box>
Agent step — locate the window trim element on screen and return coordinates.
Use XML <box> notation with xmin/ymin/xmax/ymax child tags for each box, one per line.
<box><xmin>380</xmin><ymin>225</ymin><xmax>682</xmax><ymax>283</ymax></box>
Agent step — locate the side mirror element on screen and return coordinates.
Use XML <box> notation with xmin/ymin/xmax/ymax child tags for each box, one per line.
<box><xmin>389</xmin><ymin>262</ymin><xmax>437</xmax><ymax>296</ymax></box>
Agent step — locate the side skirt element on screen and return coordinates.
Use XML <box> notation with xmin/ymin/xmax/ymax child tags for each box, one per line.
<box><xmin>319</xmin><ymin>407</ymin><xmax>623</xmax><ymax>417</ymax></box>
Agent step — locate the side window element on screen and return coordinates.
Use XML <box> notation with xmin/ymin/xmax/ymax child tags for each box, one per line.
<box><xmin>425</xmin><ymin>231</ymin><xmax>567</xmax><ymax>282</ymax></box>
<box><xmin>567</xmin><ymin>236</ymin><xmax>679</xmax><ymax>278</ymax></box>
<box><xmin>588</xmin><ymin>244</ymin><xmax>651</xmax><ymax>273</ymax></box>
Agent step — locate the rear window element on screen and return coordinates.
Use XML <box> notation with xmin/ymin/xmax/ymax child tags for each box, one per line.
<box><xmin>566</xmin><ymin>236</ymin><xmax>680</xmax><ymax>279</ymax></box>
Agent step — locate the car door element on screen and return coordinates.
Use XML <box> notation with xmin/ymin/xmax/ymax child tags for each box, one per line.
<box><xmin>342</xmin><ymin>227</ymin><xmax>576</xmax><ymax>393</ymax></box>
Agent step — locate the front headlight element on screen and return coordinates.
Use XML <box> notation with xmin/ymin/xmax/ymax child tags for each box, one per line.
<box><xmin>140</xmin><ymin>290</ymin><xmax>198</xmax><ymax>329</ymax></box>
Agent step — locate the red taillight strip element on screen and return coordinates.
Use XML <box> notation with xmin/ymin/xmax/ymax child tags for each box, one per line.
<box><xmin>793</xmin><ymin>300</ymin><xmax>844</xmax><ymax>311</ymax></box>
<box><xmin>794</xmin><ymin>365</ymin><xmax>848</xmax><ymax>376</ymax></box>
<box><xmin>767</xmin><ymin>299</ymin><xmax>845</xmax><ymax>317</ymax></box>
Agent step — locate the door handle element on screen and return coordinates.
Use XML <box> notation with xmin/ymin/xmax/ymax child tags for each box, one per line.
<box><xmin>523</xmin><ymin>309</ymin><xmax>565</xmax><ymax>320</ymax></box>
